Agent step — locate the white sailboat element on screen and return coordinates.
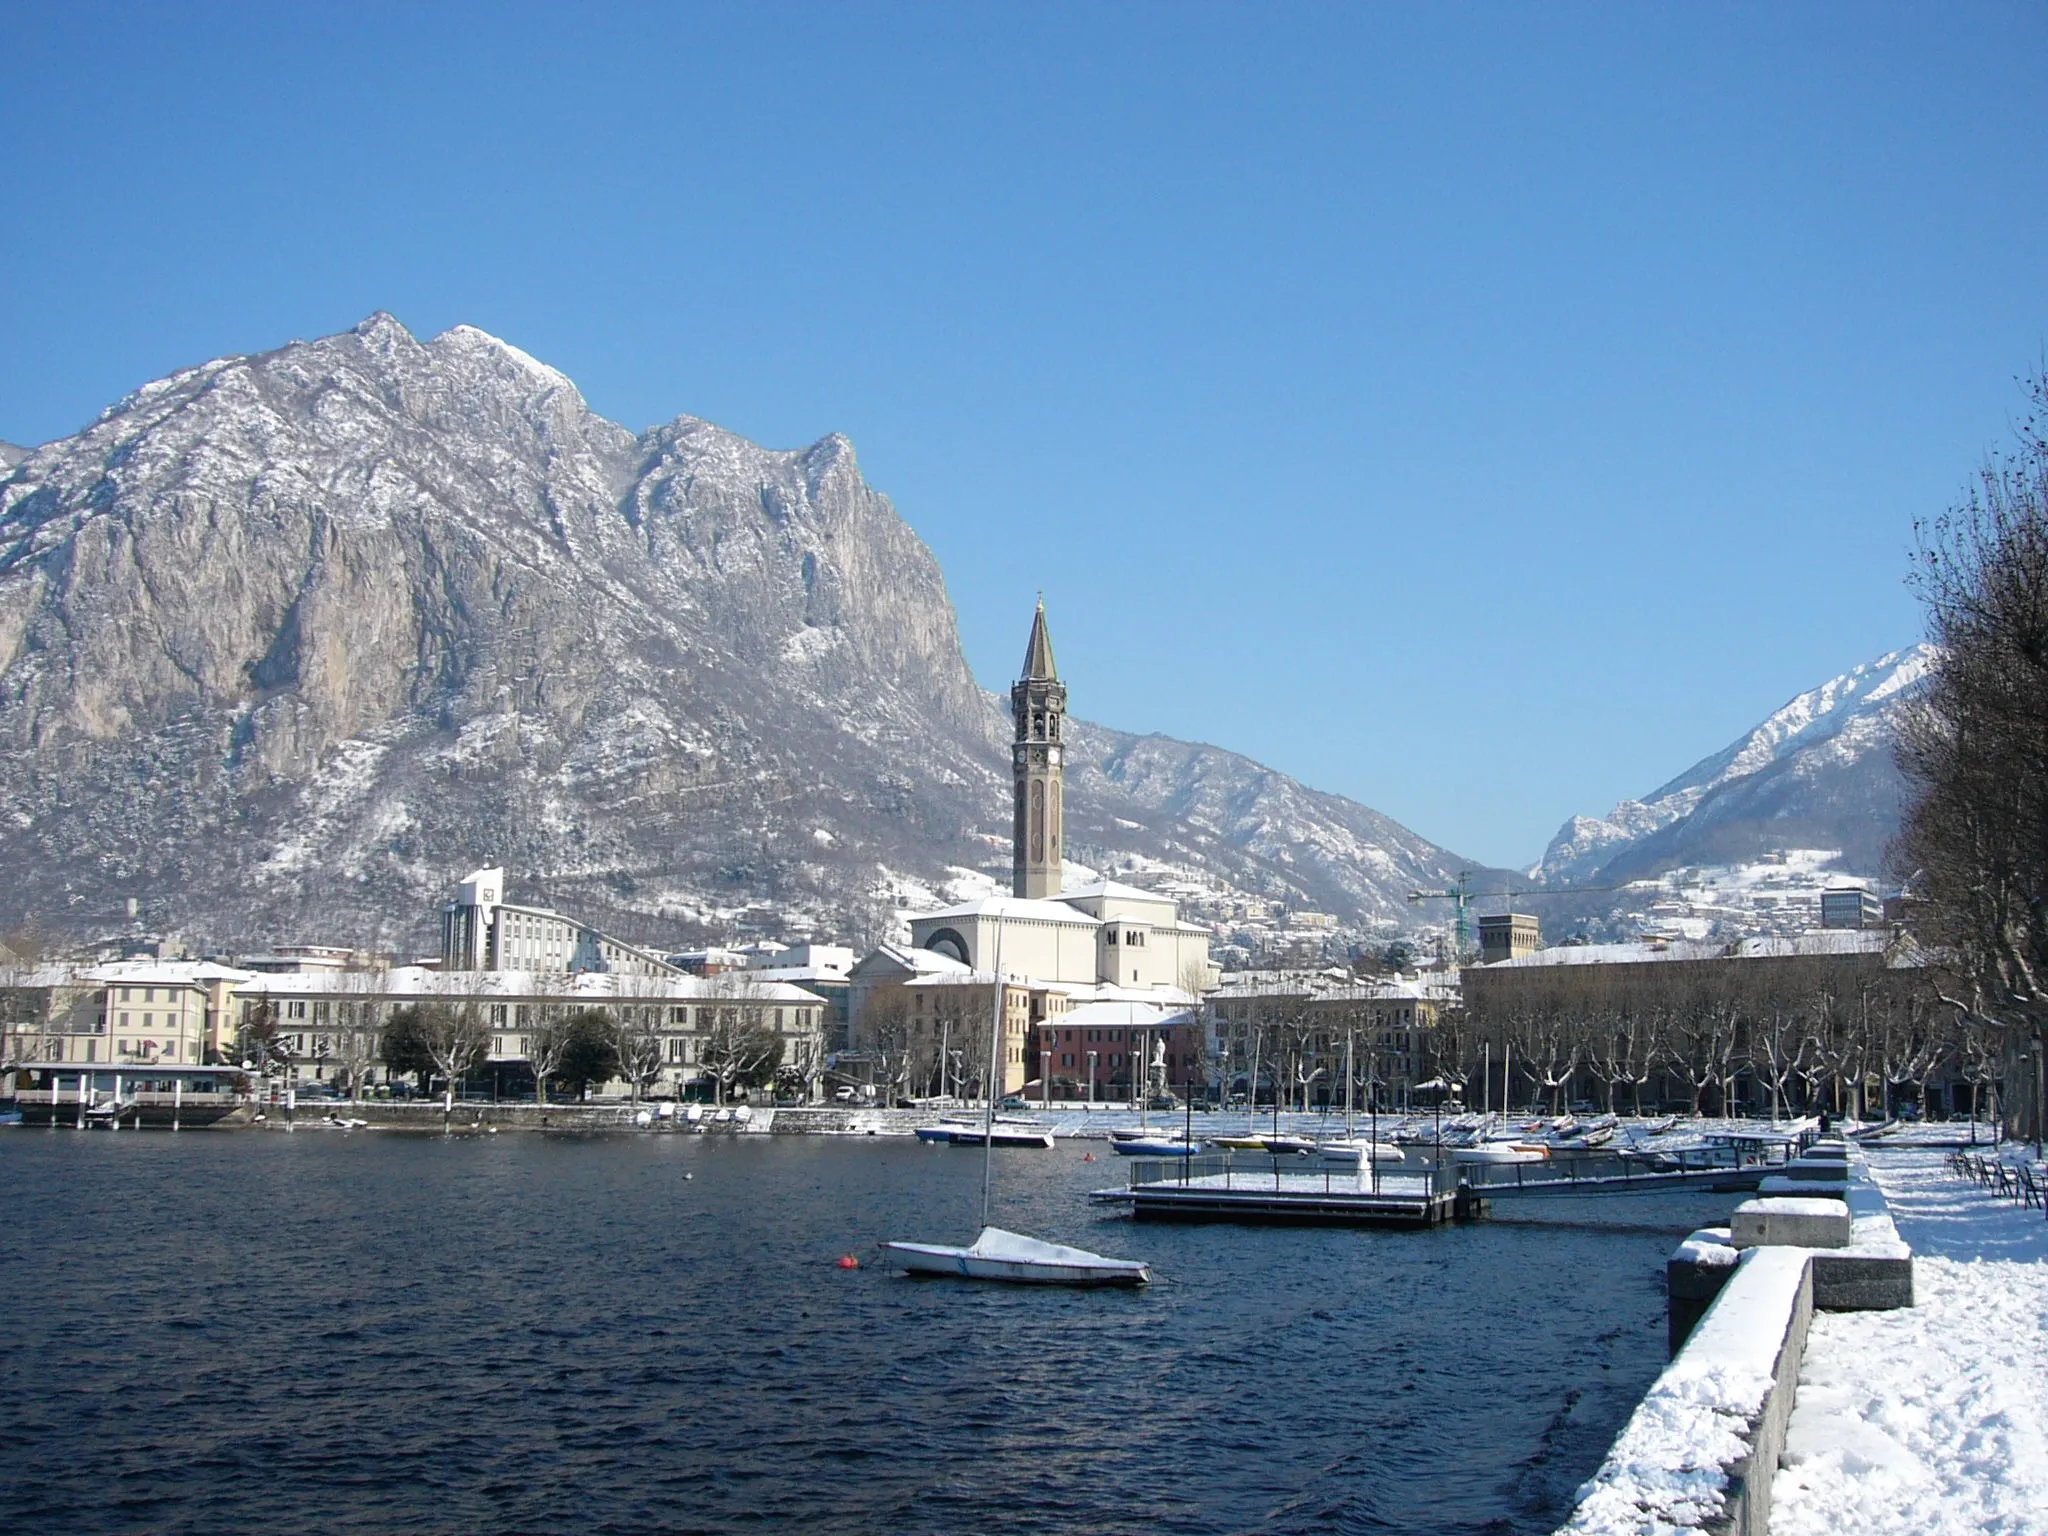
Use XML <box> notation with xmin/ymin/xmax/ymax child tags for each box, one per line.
<box><xmin>882</xmin><ymin>918</ymin><xmax>1151</xmax><ymax>1287</ymax></box>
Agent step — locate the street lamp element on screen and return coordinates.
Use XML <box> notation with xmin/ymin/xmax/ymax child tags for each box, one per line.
<box><xmin>1086</xmin><ymin>1050</ymin><xmax>1097</xmax><ymax>1107</ymax></box>
<box><xmin>2033</xmin><ymin>1039</ymin><xmax>2044</xmax><ymax>1162</ymax></box>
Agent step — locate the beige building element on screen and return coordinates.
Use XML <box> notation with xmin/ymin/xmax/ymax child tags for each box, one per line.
<box><xmin>1477</xmin><ymin>913</ymin><xmax>1542</xmax><ymax>965</ymax></box>
<box><xmin>3</xmin><ymin>960</ymin><xmax>254</xmax><ymax>1071</ymax></box>
<box><xmin>232</xmin><ymin>967</ymin><xmax>828</xmax><ymax>1099</ymax></box>
<box><xmin>1207</xmin><ymin>970</ymin><xmax>1450</xmax><ymax>1109</ymax></box>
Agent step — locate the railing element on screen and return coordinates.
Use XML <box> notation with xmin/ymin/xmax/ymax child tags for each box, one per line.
<box><xmin>1124</xmin><ymin>1153</ymin><xmax>1448</xmax><ymax>1199</ymax></box>
<box><xmin>1452</xmin><ymin>1141</ymin><xmax>1791</xmax><ymax>1194</ymax></box>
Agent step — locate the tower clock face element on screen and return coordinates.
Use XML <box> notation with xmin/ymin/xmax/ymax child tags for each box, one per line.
<box><xmin>1048</xmin><ymin>747</ymin><xmax>1062</xmax><ymax>766</ymax></box>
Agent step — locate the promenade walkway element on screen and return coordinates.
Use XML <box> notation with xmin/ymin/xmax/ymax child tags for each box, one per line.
<box><xmin>1770</xmin><ymin>1148</ymin><xmax>2048</xmax><ymax>1536</ymax></box>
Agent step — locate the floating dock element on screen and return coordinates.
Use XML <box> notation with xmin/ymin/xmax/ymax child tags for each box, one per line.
<box><xmin>1092</xmin><ymin>1157</ymin><xmax>1479</xmax><ymax>1228</ymax></box>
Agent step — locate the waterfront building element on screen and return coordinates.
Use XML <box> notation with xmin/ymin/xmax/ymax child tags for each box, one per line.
<box><xmin>2</xmin><ymin>959</ymin><xmax>255</xmax><ymax>1071</ymax></box>
<box><xmin>744</xmin><ymin>944</ymin><xmax>855</xmax><ymax>1052</ymax></box>
<box><xmin>239</xmin><ymin>945</ymin><xmax>379</xmax><ymax>974</ymax></box>
<box><xmin>1034</xmin><ymin>998</ymin><xmax>1202</xmax><ymax>1102</ymax></box>
<box><xmin>1206</xmin><ymin>969</ymin><xmax>1449</xmax><ymax>1109</ymax></box>
<box><xmin>440</xmin><ymin>867</ymin><xmax>681</xmax><ymax>977</ymax></box>
<box><xmin>230</xmin><ymin>967</ymin><xmax>828</xmax><ymax>1099</ymax></box>
<box><xmin>1462</xmin><ymin>928</ymin><xmax>1937</xmax><ymax>1115</ymax></box>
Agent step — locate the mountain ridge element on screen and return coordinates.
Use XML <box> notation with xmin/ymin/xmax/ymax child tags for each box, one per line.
<box><xmin>1535</xmin><ymin>643</ymin><xmax>1933</xmax><ymax>887</ymax></box>
<box><xmin>0</xmin><ymin>314</ymin><xmax>1484</xmax><ymax>954</ymax></box>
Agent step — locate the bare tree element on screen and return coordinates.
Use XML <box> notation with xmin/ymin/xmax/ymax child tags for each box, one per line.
<box><xmin>525</xmin><ymin>1006</ymin><xmax>570</xmax><ymax>1107</ymax></box>
<box><xmin>613</xmin><ymin>1006</ymin><xmax>667</xmax><ymax>1106</ymax></box>
<box><xmin>1893</xmin><ymin>371</ymin><xmax>2048</xmax><ymax>1138</ymax></box>
<box><xmin>417</xmin><ymin>1002</ymin><xmax>490</xmax><ymax>1130</ymax></box>
<box><xmin>331</xmin><ymin>1000</ymin><xmax>382</xmax><ymax>1102</ymax></box>
<box><xmin>700</xmin><ymin>976</ymin><xmax>783</xmax><ymax>1106</ymax></box>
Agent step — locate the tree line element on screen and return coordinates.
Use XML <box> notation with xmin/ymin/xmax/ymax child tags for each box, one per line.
<box><xmin>1893</xmin><ymin>369</ymin><xmax>2048</xmax><ymax>1142</ymax></box>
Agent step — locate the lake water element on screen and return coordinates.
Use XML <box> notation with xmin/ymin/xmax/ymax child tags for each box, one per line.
<box><xmin>0</xmin><ymin>1131</ymin><xmax>1730</xmax><ymax>1534</ymax></box>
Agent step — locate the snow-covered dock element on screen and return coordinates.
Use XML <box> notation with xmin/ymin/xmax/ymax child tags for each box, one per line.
<box><xmin>1092</xmin><ymin>1158</ymin><xmax>1473</xmax><ymax>1227</ymax></box>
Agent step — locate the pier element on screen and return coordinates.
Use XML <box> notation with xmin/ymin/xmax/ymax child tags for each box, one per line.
<box><xmin>1092</xmin><ymin>1135</ymin><xmax>1808</xmax><ymax>1227</ymax></box>
<box><xmin>1092</xmin><ymin>1155</ymin><xmax>1477</xmax><ymax>1227</ymax></box>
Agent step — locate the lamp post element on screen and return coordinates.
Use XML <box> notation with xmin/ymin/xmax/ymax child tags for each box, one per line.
<box><xmin>1086</xmin><ymin>1050</ymin><xmax>1097</xmax><ymax>1107</ymax></box>
<box><xmin>1040</xmin><ymin>1047</ymin><xmax>1051</xmax><ymax>1110</ymax></box>
<box><xmin>2033</xmin><ymin>1038</ymin><xmax>2044</xmax><ymax>1162</ymax></box>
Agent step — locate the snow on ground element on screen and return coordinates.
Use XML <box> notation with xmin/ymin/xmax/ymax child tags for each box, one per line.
<box><xmin>1771</xmin><ymin>1150</ymin><xmax>2048</xmax><ymax>1536</ymax></box>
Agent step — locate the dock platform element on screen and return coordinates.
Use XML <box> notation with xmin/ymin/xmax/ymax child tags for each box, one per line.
<box><xmin>1092</xmin><ymin>1158</ymin><xmax>1479</xmax><ymax>1228</ymax></box>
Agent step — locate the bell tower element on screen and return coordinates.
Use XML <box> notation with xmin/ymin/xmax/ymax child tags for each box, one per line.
<box><xmin>1012</xmin><ymin>599</ymin><xmax>1066</xmax><ymax>899</ymax></box>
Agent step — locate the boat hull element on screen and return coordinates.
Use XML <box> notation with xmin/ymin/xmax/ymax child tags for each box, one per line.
<box><xmin>880</xmin><ymin>1227</ymin><xmax>1150</xmax><ymax>1287</ymax></box>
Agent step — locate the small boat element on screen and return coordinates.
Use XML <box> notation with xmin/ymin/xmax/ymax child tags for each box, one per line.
<box><xmin>884</xmin><ymin>916</ymin><xmax>1149</xmax><ymax>1287</ymax></box>
<box><xmin>917</xmin><ymin>1124</ymin><xmax>1055</xmax><ymax>1148</ymax></box>
<box><xmin>1258</xmin><ymin>1134</ymin><xmax>1318</xmax><ymax>1156</ymax></box>
<box><xmin>1451</xmin><ymin>1141</ymin><xmax>1547</xmax><ymax>1164</ymax></box>
<box><xmin>1110</xmin><ymin>1136</ymin><xmax>1199</xmax><ymax>1157</ymax></box>
<box><xmin>1314</xmin><ymin>1139</ymin><xmax>1406</xmax><ymax>1165</ymax></box>
<box><xmin>1640</xmin><ymin>1115</ymin><xmax>1678</xmax><ymax>1136</ymax></box>
<box><xmin>881</xmin><ymin>1226</ymin><xmax>1150</xmax><ymax>1286</ymax></box>
<box><xmin>1209</xmin><ymin>1135</ymin><xmax>1269</xmax><ymax>1151</ymax></box>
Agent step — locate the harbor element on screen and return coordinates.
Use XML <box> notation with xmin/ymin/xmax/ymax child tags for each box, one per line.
<box><xmin>0</xmin><ymin>1127</ymin><xmax>1731</xmax><ymax>1535</ymax></box>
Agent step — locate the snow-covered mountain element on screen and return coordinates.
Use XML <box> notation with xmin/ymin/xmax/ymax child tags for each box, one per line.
<box><xmin>1535</xmin><ymin>645</ymin><xmax>1935</xmax><ymax>885</ymax></box>
<box><xmin>0</xmin><ymin>441</ymin><xmax>29</xmax><ymax>470</ymax></box>
<box><xmin>0</xmin><ymin>315</ymin><xmax>1481</xmax><ymax>952</ymax></box>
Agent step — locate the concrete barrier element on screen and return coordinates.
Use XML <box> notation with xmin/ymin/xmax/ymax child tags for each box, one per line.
<box><xmin>1732</xmin><ymin>1197</ymin><xmax>1851</xmax><ymax>1250</ymax></box>
<box><xmin>1563</xmin><ymin>1153</ymin><xmax>1913</xmax><ymax>1534</ymax></box>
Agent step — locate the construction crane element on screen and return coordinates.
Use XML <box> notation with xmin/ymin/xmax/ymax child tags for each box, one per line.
<box><xmin>1408</xmin><ymin>871</ymin><xmax>1637</xmax><ymax>962</ymax></box>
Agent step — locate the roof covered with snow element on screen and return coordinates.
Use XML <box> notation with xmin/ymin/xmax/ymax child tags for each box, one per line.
<box><xmin>911</xmin><ymin>895</ymin><xmax>1103</xmax><ymax>927</ymax></box>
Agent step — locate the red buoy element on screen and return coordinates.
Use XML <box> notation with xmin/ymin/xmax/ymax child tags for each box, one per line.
<box><xmin>837</xmin><ymin>1254</ymin><xmax>860</xmax><ymax>1270</ymax></box>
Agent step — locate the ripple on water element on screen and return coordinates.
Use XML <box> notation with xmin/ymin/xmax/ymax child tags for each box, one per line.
<box><xmin>0</xmin><ymin>1132</ymin><xmax>1730</xmax><ymax>1535</ymax></box>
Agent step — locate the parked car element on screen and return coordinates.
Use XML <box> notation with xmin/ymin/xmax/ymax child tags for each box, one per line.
<box><xmin>833</xmin><ymin>1086</ymin><xmax>857</xmax><ymax>1103</ymax></box>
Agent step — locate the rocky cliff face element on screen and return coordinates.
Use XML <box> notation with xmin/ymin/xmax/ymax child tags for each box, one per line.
<box><xmin>0</xmin><ymin>316</ymin><xmax>1475</xmax><ymax>953</ymax></box>
<box><xmin>1534</xmin><ymin>645</ymin><xmax>1934</xmax><ymax>886</ymax></box>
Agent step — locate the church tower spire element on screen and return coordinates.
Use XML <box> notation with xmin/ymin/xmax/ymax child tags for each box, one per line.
<box><xmin>1012</xmin><ymin>598</ymin><xmax>1066</xmax><ymax>899</ymax></box>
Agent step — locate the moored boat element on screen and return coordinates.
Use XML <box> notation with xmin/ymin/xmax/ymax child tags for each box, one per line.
<box><xmin>1110</xmin><ymin>1135</ymin><xmax>1198</xmax><ymax>1156</ymax></box>
<box><xmin>1314</xmin><ymin>1138</ymin><xmax>1405</xmax><ymax>1165</ymax></box>
<box><xmin>881</xmin><ymin>1226</ymin><xmax>1150</xmax><ymax>1286</ymax></box>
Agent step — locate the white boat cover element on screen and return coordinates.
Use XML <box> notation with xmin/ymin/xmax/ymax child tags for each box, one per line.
<box><xmin>967</xmin><ymin>1227</ymin><xmax>1129</xmax><ymax>1265</ymax></box>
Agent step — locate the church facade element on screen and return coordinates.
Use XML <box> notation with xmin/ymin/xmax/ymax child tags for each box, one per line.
<box><xmin>906</xmin><ymin>600</ymin><xmax>1213</xmax><ymax>993</ymax></box>
<box><xmin>847</xmin><ymin>601</ymin><xmax>1217</xmax><ymax>1099</ymax></box>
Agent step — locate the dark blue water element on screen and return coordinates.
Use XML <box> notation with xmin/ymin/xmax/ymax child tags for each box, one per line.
<box><xmin>0</xmin><ymin>1132</ymin><xmax>1727</xmax><ymax>1535</ymax></box>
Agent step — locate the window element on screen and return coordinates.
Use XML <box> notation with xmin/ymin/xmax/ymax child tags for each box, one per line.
<box><xmin>145</xmin><ymin>988</ymin><xmax>155</xmax><ymax>1003</ymax></box>
<box><xmin>119</xmin><ymin>1012</ymin><xmax>130</xmax><ymax>1028</ymax></box>
<box><xmin>143</xmin><ymin>1013</ymin><xmax>153</xmax><ymax>1029</ymax></box>
<box><xmin>1105</xmin><ymin>929</ymin><xmax>1117</xmax><ymax>946</ymax></box>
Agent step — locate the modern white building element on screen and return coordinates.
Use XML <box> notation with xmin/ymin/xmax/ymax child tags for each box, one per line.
<box><xmin>440</xmin><ymin>867</ymin><xmax>681</xmax><ymax>977</ymax></box>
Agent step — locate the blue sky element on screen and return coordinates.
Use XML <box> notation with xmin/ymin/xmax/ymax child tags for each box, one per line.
<box><xmin>3</xmin><ymin>3</ymin><xmax>2043</xmax><ymax>867</ymax></box>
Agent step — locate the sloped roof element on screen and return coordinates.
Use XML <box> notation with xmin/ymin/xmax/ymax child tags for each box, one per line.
<box><xmin>1020</xmin><ymin>598</ymin><xmax>1058</xmax><ymax>681</ymax></box>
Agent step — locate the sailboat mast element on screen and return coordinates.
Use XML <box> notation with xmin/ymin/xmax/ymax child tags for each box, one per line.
<box><xmin>1344</xmin><ymin>1026</ymin><xmax>1355</xmax><ymax>1138</ymax></box>
<box><xmin>980</xmin><ymin>917</ymin><xmax>1006</xmax><ymax>1230</ymax></box>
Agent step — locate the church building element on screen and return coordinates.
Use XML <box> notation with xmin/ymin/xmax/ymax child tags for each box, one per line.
<box><xmin>906</xmin><ymin>600</ymin><xmax>1213</xmax><ymax>991</ymax></box>
<box><xmin>848</xmin><ymin>602</ymin><xmax>1216</xmax><ymax>1100</ymax></box>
